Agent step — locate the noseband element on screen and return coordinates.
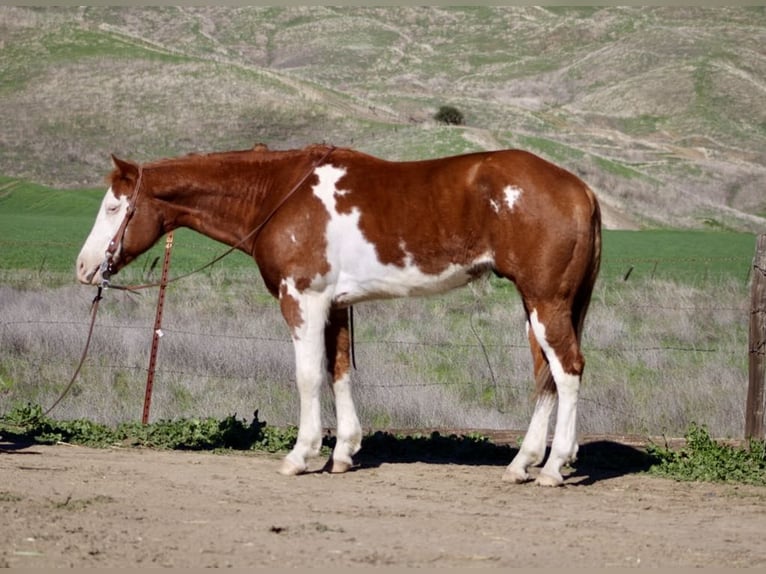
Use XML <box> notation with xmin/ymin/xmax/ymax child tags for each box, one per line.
<box><xmin>100</xmin><ymin>165</ymin><xmax>144</xmax><ymax>287</ymax></box>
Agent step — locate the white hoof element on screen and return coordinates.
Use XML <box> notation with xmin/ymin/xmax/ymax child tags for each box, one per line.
<box><xmin>278</xmin><ymin>458</ymin><xmax>306</xmax><ymax>476</ymax></box>
<box><xmin>328</xmin><ymin>458</ymin><xmax>353</xmax><ymax>474</ymax></box>
<box><xmin>535</xmin><ymin>471</ymin><xmax>564</xmax><ymax>487</ymax></box>
<box><xmin>502</xmin><ymin>467</ymin><xmax>530</xmax><ymax>484</ymax></box>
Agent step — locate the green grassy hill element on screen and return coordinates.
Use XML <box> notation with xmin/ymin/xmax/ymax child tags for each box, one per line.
<box><xmin>1</xmin><ymin>6</ymin><xmax>765</xmax><ymax>231</ymax></box>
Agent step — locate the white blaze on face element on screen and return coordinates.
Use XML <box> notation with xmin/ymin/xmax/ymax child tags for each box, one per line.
<box><xmin>75</xmin><ymin>187</ymin><xmax>130</xmax><ymax>284</ymax></box>
<box><xmin>312</xmin><ymin>164</ymin><xmax>494</xmax><ymax>303</ymax></box>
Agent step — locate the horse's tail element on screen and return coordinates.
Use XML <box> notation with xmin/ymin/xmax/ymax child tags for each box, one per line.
<box><xmin>535</xmin><ymin>187</ymin><xmax>602</xmax><ymax>397</ymax></box>
<box><xmin>573</xmin><ymin>187</ymin><xmax>602</xmax><ymax>345</ymax></box>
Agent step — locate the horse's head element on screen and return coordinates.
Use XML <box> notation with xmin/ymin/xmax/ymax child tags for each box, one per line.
<box><xmin>76</xmin><ymin>155</ymin><xmax>164</xmax><ymax>285</ymax></box>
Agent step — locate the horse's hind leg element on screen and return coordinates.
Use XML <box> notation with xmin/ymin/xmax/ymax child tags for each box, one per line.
<box><xmin>324</xmin><ymin>307</ymin><xmax>362</xmax><ymax>473</ymax></box>
<box><xmin>527</xmin><ymin>302</ymin><xmax>584</xmax><ymax>486</ymax></box>
<box><xmin>503</xmin><ymin>323</ymin><xmax>555</xmax><ymax>483</ymax></box>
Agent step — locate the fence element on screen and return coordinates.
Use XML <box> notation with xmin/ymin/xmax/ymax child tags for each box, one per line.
<box><xmin>0</xmin><ymin>238</ymin><xmax>762</xmax><ymax>440</ymax></box>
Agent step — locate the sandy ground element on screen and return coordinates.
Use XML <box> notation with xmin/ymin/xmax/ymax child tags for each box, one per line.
<box><xmin>2</xmin><ymin>437</ymin><xmax>766</xmax><ymax>568</ymax></box>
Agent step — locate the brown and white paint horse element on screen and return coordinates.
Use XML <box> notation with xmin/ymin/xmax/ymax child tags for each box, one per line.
<box><xmin>77</xmin><ymin>144</ymin><xmax>601</xmax><ymax>486</ymax></box>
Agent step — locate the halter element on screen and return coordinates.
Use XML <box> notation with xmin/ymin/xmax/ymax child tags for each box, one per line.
<box><xmin>100</xmin><ymin>164</ymin><xmax>144</xmax><ymax>287</ymax></box>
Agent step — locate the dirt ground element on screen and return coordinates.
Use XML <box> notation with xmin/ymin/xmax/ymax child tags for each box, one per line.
<box><xmin>2</xmin><ymin>436</ymin><xmax>766</xmax><ymax>568</ymax></box>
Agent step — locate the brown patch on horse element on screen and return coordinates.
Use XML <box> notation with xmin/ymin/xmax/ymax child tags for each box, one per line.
<box><xmin>253</xmin><ymin>189</ymin><xmax>332</xmax><ymax>296</ymax></box>
<box><xmin>329</xmin><ymin>150</ymin><xmax>497</xmax><ymax>275</ymax></box>
<box><xmin>107</xmin><ymin>155</ymin><xmax>140</xmax><ymax>195</ymax></box>
<box><xmin>279</xmin><ymin>282</ymin><xmax>303</xmax><ymax>336</ymax></box>
<box><xmin>325</xmin><ymin>308</ymin><xmax>351</xmax><ymax>380</ymax></box>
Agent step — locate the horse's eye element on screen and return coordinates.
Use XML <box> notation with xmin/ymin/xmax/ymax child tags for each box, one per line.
<box><xmin>106</xmin><ymin>204</ymin><xmax>120</xmax><ymax>215</ymax></box>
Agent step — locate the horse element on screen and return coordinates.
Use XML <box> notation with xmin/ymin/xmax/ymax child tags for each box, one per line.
<box><xmin>76</xmin><ymin>143</ymin><xmax>602</xmax><ymax>486</ymax></box>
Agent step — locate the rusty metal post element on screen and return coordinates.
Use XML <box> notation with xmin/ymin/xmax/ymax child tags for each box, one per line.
<box><xmin>745</xmin><ymin>234</ymin><xmax>766</xmax><ymax>440</ymax></box>
<box><xmin>142</xmin><ymin>232</ymin><xmax>175</xmax><ymax>425</ymax></box>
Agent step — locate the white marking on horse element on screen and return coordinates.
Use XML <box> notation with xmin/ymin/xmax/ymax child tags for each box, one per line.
<box><xmin>528</xmin><ymin>309</ymin><xmax>580</xmax><ymax>485</ymax></box>
<box><xmin>329</xmin><ymin>370</ymin><xmax>362</xmax><ymax>471</ymax></box>
<box><xmin>280</xmin><ymin>286</ymin><xmax>334</xmax><ymax>475</ymax></box>
<box><xmin>504</xmin><ymin>185</ymin><xmax>523</xmax><ymax>211</ymax></box>
<box><xmin>76</xmin><ymin>187</ymin><xmax>130</xmax><ymax>283</ymax></box>
<box><xmin>280</xmin><ymin>276</ymin><xmax>302</xmax><ymax>303</ymax></box>
<box><xmin>312</xmin><ymin>164</ymin><xmax>495</xmax><ymax>304</ymax></box>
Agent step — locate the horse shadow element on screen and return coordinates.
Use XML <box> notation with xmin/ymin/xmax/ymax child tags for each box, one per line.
<box><xmin>0</xmin><ymin>432</ymin><xmax>42</xmax><ymax>455</ymax></box>
<box><xmin>2</xmin><ymin>425</ymin><xmax>656</xmax><ymax>485</ymax></box>
<box><xmin>342</xmin><ymin>431</ymin><xmax>656</xmax><ymax>485</ymax></box>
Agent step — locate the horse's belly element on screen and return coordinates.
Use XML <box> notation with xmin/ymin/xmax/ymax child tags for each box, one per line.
<box><xmin>332</xmin><ymin>256</ymin><xmax>493</xmax><ymax>305</ymax></box>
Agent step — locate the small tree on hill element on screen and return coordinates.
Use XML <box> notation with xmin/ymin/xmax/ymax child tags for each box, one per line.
<box><xmin>434</xmin><ymin>105</ymin><xmax>464</xmax><ymax>126</ymax></box>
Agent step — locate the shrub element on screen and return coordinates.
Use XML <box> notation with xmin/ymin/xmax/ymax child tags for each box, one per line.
<box><xmin>0</xmin><ymin>403</ymin><xmax>302</xmax><ymax>452</ymax></box>
<box><xmin>647</xmin><ymin>423</ymin><xmax>766</xmax><ymax>486</ymax></box>
<box><xmin>434</xmin><ymin>105</ymin><xmax>464</xmax><ymax>126</ymax></box>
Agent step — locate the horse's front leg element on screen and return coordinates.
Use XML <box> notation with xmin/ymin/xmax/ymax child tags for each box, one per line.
<box><xmin>278</xmin><ymin>285</ymin><xmax>332</xmax><ymax>476</ymax></box>
<box><xmin>324</xmin><ymin>307</ymin><xmax>362</xmax><ymax>473</ymax></box>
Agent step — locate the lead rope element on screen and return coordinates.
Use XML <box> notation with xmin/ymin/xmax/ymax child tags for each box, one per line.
<box><xmin>44</xmin><ymin>287</ymin><xmax>103</xmax><ymax>416</ymax></box>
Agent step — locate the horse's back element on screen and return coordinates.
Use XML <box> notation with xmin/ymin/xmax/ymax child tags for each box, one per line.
<box><xmin>334</xmin><ymin>147</ymin><xmax>599</xmax><ymax>262</ymax></box>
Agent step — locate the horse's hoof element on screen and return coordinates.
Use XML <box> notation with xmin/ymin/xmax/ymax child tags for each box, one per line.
<box><xmin>329</xmin><ymin>459</ymin><xmax>352</xmax><ymax>474</ymax></box>
<box><xmin>278</xmin><ymin>459</ymin><xmax>306</xmax><ymax>476</ymax></box>
<box><xmin>535</xmin><ymin>472</ymin><xmax>564</xmax><ymax>487</ymax></box>
<box><xmin>321</xmin><ymin>457</ymin><xmax>352</xmax><ymax>474</ymax></box>
<box><xmin>502</xmin><ymin>468</ymin><xmax>529</xmax><ymax>483</ymax></box>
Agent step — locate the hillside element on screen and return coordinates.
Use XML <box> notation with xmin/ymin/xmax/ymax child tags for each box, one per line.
<box><xmin>1</xmin><ymin>6</ymin><xmax>765</xmax><ymax>231</ymax></box>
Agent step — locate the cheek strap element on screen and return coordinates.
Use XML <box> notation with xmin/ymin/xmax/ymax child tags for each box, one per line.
<box><xmin>101</xmin><ymin>168</ymin><xmax>143</xmax><ymax>285</ymax></box>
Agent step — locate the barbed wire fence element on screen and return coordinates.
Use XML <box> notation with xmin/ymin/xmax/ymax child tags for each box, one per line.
<box><xmin>0</xmin><ymin>241</ymin><xmax>759</xmax><ymax>439</ymax></box>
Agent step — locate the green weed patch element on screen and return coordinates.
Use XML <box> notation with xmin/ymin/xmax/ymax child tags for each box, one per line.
<box><xmin>647</xmin><ymin>423</ymin><xmax>766</xmax><ymax>486</ymax></box>
<box><xmin>0</xmin><ymin>403</ymin><xmax>299</xmax><ymax>453</ymax></box>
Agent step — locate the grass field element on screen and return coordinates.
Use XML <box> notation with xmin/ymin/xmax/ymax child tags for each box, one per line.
<box><xmin>0</xmin><ymin>177</ymin><xmax>756</xmax><ymax>283</ymax></box>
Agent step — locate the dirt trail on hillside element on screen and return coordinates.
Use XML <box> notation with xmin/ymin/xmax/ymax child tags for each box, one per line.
<box><xmin>2</xmin><ymin>440</ymin><xmax>765</xmax><ymax>568</ymax></box>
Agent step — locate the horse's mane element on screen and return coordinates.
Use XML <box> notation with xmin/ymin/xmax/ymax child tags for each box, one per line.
<box><xmin>104</xmin><ymin>143</ymin><xmax>346</xmax><ymax>186</ymax></box>
<box><xmin>152</xmin><ymin>143</ymin><xmax>339</xmax><ymax>166</ymax></box>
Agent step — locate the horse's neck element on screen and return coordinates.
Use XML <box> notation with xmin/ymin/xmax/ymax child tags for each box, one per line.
<box><xmin>153</xmin><ymin>161</ymin><xmax>272</xmax><ymax>252</ymax></box>
<box><xmin>150</xmin><ymin>149</ymin><xmax>325</xmax><ymax>251</ymax></box>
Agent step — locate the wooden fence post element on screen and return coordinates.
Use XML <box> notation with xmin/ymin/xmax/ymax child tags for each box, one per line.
<box><xmin>745</xmin><ymin>233</ymin><xmax>766</xmax><ymax>440</ymax></box>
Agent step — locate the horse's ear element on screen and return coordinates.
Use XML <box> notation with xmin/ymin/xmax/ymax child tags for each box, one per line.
<box><xmin>111</xmin><ymin>154</ymin><xmax>139</xmax><ymax>181</ymax></box>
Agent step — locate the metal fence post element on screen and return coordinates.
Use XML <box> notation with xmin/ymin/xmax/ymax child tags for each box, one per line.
<box><xmin>142</xmin><ymin>231</ymin><xmax>175</xmax><ymax>425</ymax></box>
